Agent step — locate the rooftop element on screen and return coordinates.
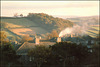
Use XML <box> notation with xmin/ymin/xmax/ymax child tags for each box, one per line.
<box><xmin>16</xmin><ymin>41</ymin><xmax>55</xmax><ymax>55</ymax></box>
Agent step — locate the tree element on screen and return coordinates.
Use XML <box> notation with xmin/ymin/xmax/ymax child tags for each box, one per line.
<box><xmin>47</xmin><ymin>30</ymin><xmax>59</xmax><ymax>39</ymax></box>
<box><xmin>21</xmin><ymin>35</ymin><xmax>33</xmax><ymax>43</ymax></box>
<box><xmin>27</xmin><ymin>13</ymin><xmax>74</xmax><ymax>33</ymax></box>
<box><xmin>28</xmin><ymin>45</ymin><xmax>51</xmax><ymax>67</ymax></box>
<box><xmin>20</xmin><ymin>14</ymin><xmax>23</xmax><ymax>17</ymax></box>
<box><xmin>0</xmin><ymin>42</ymin><xmax>21</xmax><ymax>67</ymax></box>
<box><xmin>95</xmin><ymin>34</ymin><xmax>100</xmax><ymax>41</ymax></box>
<box><xmin>73</xmin><ymin>43</ymin><xmax>89</xmax><ymax>65</ymax></box>
<box><xmin>50</xmin><ymin>42</ymin><xmax>89</xmax><ymax>67</ymax></box>
<box><xmin>88</xmin><ymin>44</ymin><xmax>100</xmax><ymax>67</ymax></box>
<box><xmin>0</xmin><ymin>31</ymin><xmax>7</xmax><ymax>42</ymax></box>
<box><xmin>51</xmin><ymin>30</ymin><xmax>59</xmax><ymax>37</ymax></box>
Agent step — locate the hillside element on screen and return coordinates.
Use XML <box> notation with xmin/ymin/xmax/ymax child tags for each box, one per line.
<box><xmin>66</xmin><ymin>16</ymin><xmax>99</xmax><ymax>38</ymax></box>
<box><xmin>86</xmin><ymin>25</ymin><xmax>100</xmax><ymax>38</ymax></box>
<box><xmin>67</xmin><ymin>16</ymin><xmax>99</xmax><ymax>25</ymax></box>
<box><xmin>26</xmin><ymin>13</ymin><xmax>74</xmax><ymax>31</ymax></box>
<box><xmin>1</xmin><ymin>18</ymin><xmax>48</xmax><ymax>38</ymax></box>
<box><xmin>1</xmin><ymin>13</ymin><xmax>74</xmax><ymax>38</ymax></box>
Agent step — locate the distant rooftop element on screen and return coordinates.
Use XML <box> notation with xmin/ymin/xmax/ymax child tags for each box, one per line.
<box><xmin>16</xmin><ymin>41</ymin><xmax>55</xmax><ymax>55</ymax></box>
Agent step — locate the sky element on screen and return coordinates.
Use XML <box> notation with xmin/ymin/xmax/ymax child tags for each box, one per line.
<box><xmin>1</xmin><ymin>1</ymin><xmax>99</xmax><ymax>18</ymax></box>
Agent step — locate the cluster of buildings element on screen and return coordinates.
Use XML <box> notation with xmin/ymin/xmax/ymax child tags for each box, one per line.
<box><xmin>11</xmin><ymin>33</ymin><xmax>99</xmax><ymax>66</ymax></box>
<box><xmin>11</xmin><ymin>37</ymin><xmax>62</xmax><ymax>65</ymax></box>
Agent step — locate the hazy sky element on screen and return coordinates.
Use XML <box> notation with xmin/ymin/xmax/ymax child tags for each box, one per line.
<box><xmin>1</xmin><ymin>1</ymin><xmax>99</xmax><ymax>17</ymax></box>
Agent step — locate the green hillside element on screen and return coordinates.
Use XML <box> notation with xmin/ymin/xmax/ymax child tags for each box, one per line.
<box><xmin>1</xmin><ymin>18</ymin><xmax>48</xmax><ymax>37</ymax></box>
<box><xmin>1</xmin><ymin>13</ymin><xmax>74</xmax><ymax>38</ymax></box>
<box><xmin>26</xmin><ymin>13</ymin><xmax>74</xmax><ymax>31</ymax></box>
<box><xmin>86</xmin><ymin>25</ymin><xmax>100</xmax><ymax>38</ymax></box>
<box><xmin>1</xmin><ymin>18</ymin><xmax>38</xmax><ymax>27</ymax></box>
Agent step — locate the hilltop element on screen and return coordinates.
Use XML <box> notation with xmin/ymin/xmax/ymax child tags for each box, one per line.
<box><xmin>26</xmin><ymin>13</ymin><xmax>74</xmax><ymax>31</ymax></box>
<box><xmin>1</xmin><ymin>13</ymin><xmax>74</xmax><ymax>38</ymax></box>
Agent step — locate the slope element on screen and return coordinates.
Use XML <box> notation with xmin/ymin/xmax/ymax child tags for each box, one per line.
<box><xmin>1</xmin><ymin>17</ymin><xmax>49</xmax><ymax>38</ymax></box>
<box><xmin>26</xmin><ymin>13</ymin><xmax>74</xmax><ymax>32</ymax></box>
<box><xmin>86</xmin><ymin>25</ymin><xmax>100</xmax><ymax>38</ymax></box>
<box><xmin>67</xmin><ymin>16</ymin><xmax>99</xmax><ymax>25</ymax></box>
<box><xmin>1</xmin><ymin>13</ymin><xmax>74</xmax><ymax>38</ymax></box>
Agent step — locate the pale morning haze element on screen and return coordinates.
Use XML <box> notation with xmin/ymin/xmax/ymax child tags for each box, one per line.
<box><xmin>1</xmin><ymin>1</ymin><xmax>100</xmax><ymax>67</ymax></box>
<box><xmin>1</xmin><ymin>1</ymin><xmax>99</xmax><ymax>18</ymax></box>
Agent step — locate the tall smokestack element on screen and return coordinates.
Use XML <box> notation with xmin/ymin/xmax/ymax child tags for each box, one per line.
<box><xmin>56</xmin><ymin>37</ymin><xmax>61</xmax><ymax>42</ymax></box>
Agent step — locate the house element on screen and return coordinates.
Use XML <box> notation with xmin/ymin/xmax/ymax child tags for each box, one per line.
<box><xmin>15</xmin><ymin>37</ymin><xmax>57</xmax><ymax>65</ymax></box>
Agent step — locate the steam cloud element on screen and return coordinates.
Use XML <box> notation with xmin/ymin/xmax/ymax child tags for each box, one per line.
<box><xmin>59</xmin><ymin>23</ymin><xmax>90</xmax><ymax>37</ymax></box>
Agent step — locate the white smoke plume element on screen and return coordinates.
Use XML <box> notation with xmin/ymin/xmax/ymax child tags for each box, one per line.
<box><xmin>59</xmin><ymin>23</ymin><xmax>89</xmax><ymax>37</ymax></box>
<box><xmin>59</xmin><ymin>28</ymin><xmax>72</xmax><ymax>37</ymax></box>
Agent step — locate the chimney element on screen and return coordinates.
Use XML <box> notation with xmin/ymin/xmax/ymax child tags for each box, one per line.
<box><xmin>34</xmin><ymin>38</ymin><xmax>40</xmax><ymax>44</ymax></box>
<box><xmin>71</xmin><ymin>34</ymin><xmax>73</xmax><ymax>38</ymax></box>
<box><xmin>56</xmin><ymin>37</ymin><xmax>61</xmax><ymax>42</ymax></box>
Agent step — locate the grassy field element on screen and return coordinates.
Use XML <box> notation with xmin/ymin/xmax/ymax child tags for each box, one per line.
<box><xmin>1</xmin><ymin>18</ymin><xmax>38</xmax><ymax>27</ymax></box>
<box><xmin>1</xmin><ymin>18</ymin><xmax>49</xmax><ymax>38</ymax></box>
<box><xmin>9</xmin><ymin>27</ymin><xmax>48</xmax><ymax>35</ymax></box>
<box><xmin>1</xmin><ymin>29</ymin><xmax>21</xmax><ymax>39</ymax></box>
<box><xmin>1</xmin><ymin>22</ymin><xmax>23</xmax><ymax>28</ymax></box>
<box><xmin>86</xmin><ymin>25</ymin><xmax>99</xmax><ymax>38</ymax></box>
<box><xmin>91</xmin><ymin>26</ymin><xmax>100</xmax><ymax>31</ymax></box>
<box><xmin>88</xmin><ymin>30</ymin><xmax>99</xmax><ymax>34</ymax></box>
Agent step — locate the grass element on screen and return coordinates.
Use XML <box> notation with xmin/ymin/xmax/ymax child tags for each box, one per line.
<box><xmin>86</xmin><ymin>32</ymin><xmax>98</xmax><ymax>38</ymax></box>
<box><xmin>1</xmin><ymin>18</ymin><xmax>38</xmax><ymax>27</ymax></box>
<box><xmin>88</xmin><ymin>30</ymin><xmax>99</xmax><ymax>34</ymax></box>
<box><xmin>9</xmin><ymin>27</ymin><xmax>48</xmax><ymax>36</ymax></box>
<box><xmin>91</xmin><ymin>26</ymin><xmax>100</xmax><ymax>31</ymax></box>
<box><xmin>10</xmin><ymin>28</ymin><xmax>32</xmax><ymax>36</ymax></box>
<box><xmin>1</xmin><ymin>18</ymin><xmax>49</xmax><ymax>37</ymax></box>
<box><xmin>3</xmin><ymin>22</ymin><xmax>23</xmax><ymax>28</ymax></box>
<box><xmin>86</xmin><ymin>25</ymin><xmax>99</xmax><ymax>38</ymax></box>
<box><xmin>1</xmin><ymin>30</ymin><xmax>18</xmax><ymax>39</ymax></box>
